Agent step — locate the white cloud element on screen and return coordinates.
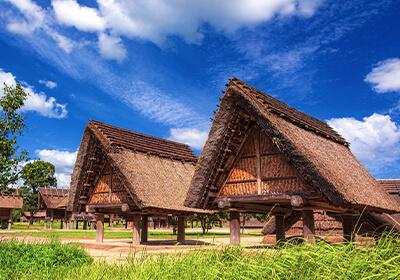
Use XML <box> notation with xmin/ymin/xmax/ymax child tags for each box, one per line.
<box><xmin>5</xmin><ymin>0</ymin><xmax>46</xmax><ymax>35</ymax></box>
<box><xmin>0</xmin><ymin>68</ymin><xmax>68</xmax><ymax>119</ymax></box>
<box><xmin>365</xmin><ymin>58</ymin><xmax>400</xmax><ymax>93</ymax></box>
<box><xmin>168</xmin><ymin>128</ymin><xmax>208</xmax><ymax>150</ymax></box>
<box><xmin>52</xmin><ymin>0</ymin><xmax>106</xmax><ymax>32</ymax></box>
<box><xmin>327</xmin><ymin>113</ymin><xmax>400</xmax><ymax>165</ymax></box>
<box><xmin>35</xmin><ymin>149</ymin><xmax>78</xmax><ymax>188</ymax></box>
<box><xmin>47</xmin><ymin>31</ymin><xmax>77</xmax><ymax>53</ymax></box>
<box><xmin>98</xmin><ymin>33</ymin><xmax>127</xmax><ymax>62</ymax></box>
<box><xmin>96</xmin><ymin>0</ymin><xmax>322</xmax><ymax>46</ymax></box>
<box><xmin>39</xmin><ymin>79</ymin><xmax>58</xmax><ymax>89</ymax></box>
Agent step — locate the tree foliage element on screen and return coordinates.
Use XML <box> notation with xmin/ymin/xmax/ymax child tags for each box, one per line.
<box><xmin>20</xmin><ymin>160</ymin><xmax>57</xmax><ymax>226</ymax></box>
<box><xmin>0</xmin><ymin>82</ymin><xmax>29</xmax><ymax>191</ymax></box>
<box><xmin>190</xmin><ymin>211</ymin><xmax>229</xmax><ymax>234</ymax></box>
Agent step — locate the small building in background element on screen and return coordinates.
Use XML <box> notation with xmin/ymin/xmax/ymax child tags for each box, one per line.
<box><xmin>0</xmin><ymin>188</ymin><xmax>23</xmax><ymax>230</ymax></box>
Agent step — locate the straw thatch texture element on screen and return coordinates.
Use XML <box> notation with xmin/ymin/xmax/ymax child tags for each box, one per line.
<box><xmin>39</xmin><ymin>188</ymin><xmax>69</xmax><ymax>209</ymax></box>
<box><xmin>69</xmin><ymin>120</ymin><xmax>210</xmax><ymax>214</ymax></box>
<box><xmin>0</xmin><ymin>188</ymin><xmax>23</xmax><ymax>209</ymax></box>
<box><xmin>185</xmin><ymin>78</ymin><xmax>400</xmax><ymax>213</ymax></box>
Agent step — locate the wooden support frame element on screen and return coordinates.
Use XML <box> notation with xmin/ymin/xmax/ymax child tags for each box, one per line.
<box><xmin>302</xmin><ymin>210</ymin><xmax>315</xmax><ymax>243</ymax></box>
<box><xmin>7</xmin><ymin>209</ymin><xmax>12</xmax><ymax>230</ymax></box>
<box><xmin>96</xmin><ymin>213</ymin><xmax>104</xmax><ymax>243</ymax></box>
<box><xmin>275</xmin><ymin>214</ymin><xmax>285</xmax><ymax>243</ymax></box>
<box><xmin>141</xmin><ymin>216</ymin><xmax>148</xmax><ymax>243</ymax></box>
<box><xmin>230</xmin><ymin>211</ymin><xmax>241</xmax><ymax>245</ymax></box>
<box><xmin>342</xmin><ymin>214</ymin><xmax>355</xmax><ymax>242</ymax></box>
<box><xmin>132</xmin><ymin>214</ymin><xmax>141</xmax><ymax>245</ymax></box>
<box><xmin>177</xmin><ymin>216</ymin><xmax>185</xmax><ymax>244</ymax></box>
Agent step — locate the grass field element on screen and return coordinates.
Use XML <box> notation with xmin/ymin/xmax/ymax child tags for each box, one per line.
<box><xmin>1</xmin><ymin>235</ymin><xmax>400</xmax><ymax>279</ymax></box>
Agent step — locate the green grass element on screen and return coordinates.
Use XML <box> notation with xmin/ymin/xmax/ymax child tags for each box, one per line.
<box><xmin>0</xmin><ymin>229</ymin><xmax>261</xmax><ymax>239</ymax></box>
<box><xmin>1</xmin><ymin>235</ymin><xmax>400</xmax><ymax>279</ymax></box>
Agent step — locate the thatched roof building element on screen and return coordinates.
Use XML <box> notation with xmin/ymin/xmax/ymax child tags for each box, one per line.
<box><xmin>0</xmin><ymin>188</ymin><xmax>22</xmax><ymax>229</ymax></box>
<box><xmin>184</xmin><ymin>77</ymin><xmax>400</xmax><ymax>244</ymax></box>
<box><xmin>69</xmin><ymin>120</ymin><xmax>208</xmax><ymax>244</ymax></box>
<box><xmin>37</xmin><ymin>187</ymin><xmax>70</xmax><ymax>229</ymax></box>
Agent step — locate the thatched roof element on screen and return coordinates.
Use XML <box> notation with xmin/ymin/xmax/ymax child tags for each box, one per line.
<box><xmin>185</xmin><ymin>78</ymin><xmax>400</xmax><ymax>213</ymax></box>
<box><xmin>0</xmin><ymin>188</ymin><xmax>23</xmax><ymax>209</ymax></box>
<box><xmin>69</xmin><ymin>120</ymin><xmax>209</xmax><ymax>214</ymax></box>
<box><xmin>39</xmin><ymin>188</ymin><xmax>69</xmax><ymax>209</ymax></box>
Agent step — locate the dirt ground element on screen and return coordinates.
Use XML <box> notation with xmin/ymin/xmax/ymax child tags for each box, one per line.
<box><xmin>0</xmin><ymin>228</ymin><xmax>267</xmax><ymax>262</ymax></box>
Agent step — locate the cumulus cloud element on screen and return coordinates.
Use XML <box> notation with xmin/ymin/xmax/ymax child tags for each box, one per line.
<box><xmin>327</xmin><ymin>113</ymin><xmax>400</xmax><ymax>166</ymax></box>
<box><xmin>168</xmin><ymin>127</ymin><xmax>209</xmax><ymax>150</ymax></box>
<box><xmin>5</xmin><ymin>0</ymin><xmax>46</xmax><ymax>35</ymax></box>
<box><xmin>39</xmin><ymin>79</ymin><xmax>57</xmax><ymax>89</ymax></box>
<box><xmin>365</xmin><ymin>58</ymin><xmax>400</xmax><ymax>93</ymax></box>
<box><xmin>52</xmin><ymin>0</ymin><xmax>106</xmax><ymax>32</ymax></box>
<box><xmin>96</xmin><ymin>0</ymin><xmax>323</xmax><ymax>45</ymax></box>
<box><xmin>0</xmin><ymin>68</ymin><xmax>67</xmax><ymax>119</ymax></box>
<box><xmin>36</xmin><ymin>149</ymin><xmax>78</xmax><ymax>188</ymax></box>
<box><xmin>98</xmin><ymin>33</ymin><xmax>127</xmax><ymax>62</ymax></box>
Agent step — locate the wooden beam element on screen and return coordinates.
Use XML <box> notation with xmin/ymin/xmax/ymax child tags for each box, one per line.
<box><xmin>342</xmin><ymin>215</ymin><xmax>355</xmax><ymax>242</ymax></box>
<box><xmin>275</xmin><ymin>214</ymin><xmax>285</xmax><ymax>243</ymax></box>
<box><xmin>141</xmin><ymin>216</ymin><xmax>148</xmax><ymax>243</ymax></box>
<box><xmin>96</xmin><ymin>214</ymin><xmax>104</xmax><ymax>243</ymax></box>
<box><xmin>177</xmin><ymin>216</ymin><xmax>185</xmax><ymax>244</ymax></box>
<box><xmin>230</xmin><ymin>211</ymin><xmax>241</xmax><ymax>245</ymax></box>
<box><xmin>132</xmin><ymin>214</ymin><xmax>141</xmax><ymax>245</ymax></box>
<box><xmin>255</xmin><ymin>129</ymin><xmax>262</xmax><ymax>195</ymax></box>
<box><xmin>302</xmin><ymin>210</ymin><xmax>315</xmax><ymax>243</ymax></box>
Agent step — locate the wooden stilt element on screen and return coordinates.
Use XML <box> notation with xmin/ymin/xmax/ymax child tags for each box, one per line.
<box><xmin>125</xmin><ymin>220</ymin><xmax>128</xmax><ymax>229</ymax></box>
<box><xmin>132</xmin><ymin>215</ymin><xmax>141</xmax><ymax>245</ymax></box>
<box><xmin>91</xmin><ymin>221</ymin><xmax>95</xmax><ymax>230</ymax></box>
<box><xmin>44</xmin><ymin>221</ymin><xmax>47</xmax><ymax>229</ymax></box>
<box><xmin>230</xmin><ymin>211</ymin><xmax>241</xmax><ymax>245</ymax></box>
<box><xmin>50</xmin><ymin>210</ymin><xmax>53</xmax><ymax>229</ymax></box>
<box><xmin>64</xmin><ymin>220</ymin><xmax>68</xmax><ymax>230</ymax></box>
<box><xmin>96</xmin><ymin>214</ymin><xmax>104</xmax><ymax>243</ymax></box>
<box><xmin>141</xmin><ymin>216</ymin><xmax>148</xmax><ymax>243</ymax></box>
<box><xmin>302</xmin><ymin>210</ymin><xmax>315</xmax><ymax>243</ymax></box>
<box><xmin>177</xmin><ymin>216</ymin><xmax>185</xmax><ymax>244</ymax></box>
<box><xmin>71</xmin><ymin>221</ymin><xmax>75</xmax><ymax>230</ymax></box>
<box><xmin>275</xmin><ymin>214</ymin><xmax>285</xmax><ymax>243</ymax></box>
<box><xmin>342</xmin><ymin>215</ymin><xmax>355</xmax><ymax>242</ymax></box>
<box><xmin>83</xmin><ymin>221</ymin><xmax>87</xmax><ymax>230</ymax></box>
<box><xmin>120</xmin><ymin>221</ymin><xmax>124</xmax><ymax>229</ymax></box>
<box><xmin>76</xmin><ymin>221</ymin><xmax>79</xmax><ymax>230</ymax></box>
<box><xmin>7</xmin><ymin>210</ymin><xmax>12</xmax><ymax>230</ymax></box>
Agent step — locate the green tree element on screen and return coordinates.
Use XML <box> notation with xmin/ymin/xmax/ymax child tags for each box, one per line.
<box><xmin>0</xmin><ymin>82</ymin><xmax>29</xmax><ymax>191</ymax></box>
<box><xmin>191</xmin><ymin>211</ymin><xmax>229</xmax><ymax>234</ymax></box>
<box><xmin>20</xmin><ymin>160</ymin><xmax>57</xmax><ymax>226</ymax></box>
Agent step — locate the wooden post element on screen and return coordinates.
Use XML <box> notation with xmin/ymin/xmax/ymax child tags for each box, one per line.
<box><xmin>177</xmin><ymin>216</ymin><xmax>185</xmax><ymax>244</ymax></box>
<box><xmin>71</xmin><ymin>220</ymin><xmax>75</xmax><ymax>230</ymax></box>
<box><xmin>60</xmin><ymin>220</ymin><xmax>63</xmax><ymax>229</ymax></box>
<box><xmin>275</xmin><ymin>214</ymin><xmax>285</xmax><ymax>243</ymax></box>
<box><xmin>302</xmin><ymin>210</ymin><xmax>315</xmax><ymax>243</ymax></box>
<box><xmin>120</xmin><ymin>220</ymin><xmax>124</xmax><ymax>229</ymax></box>
<box><xmin>91</xmin><ymin>221</ymin><xmax>95</xmax><ymax>230</ymax></box>
<box><xmin>132</xmin><ymin>215</ymin><xmax>141</xmax><ymax>245</ymax></box>
<box><xmin>64</xmin><ymin>220</ymin><xmax>68</xmax><ymax>230</ymax></box>
<box><xmin>342</xmin><ymin>215</ymin><xmax>355</xmax><ymax>242</ymax></box>
<box><xmin>230</xmin><ymin>211</ymin><xmax>241</xmax><ymax>245</ymax></box>
<box><xmin>83</xmin><ymin>221</ymin><xmax>87</xmax><ymax>230</ymax></box>
<box><xmin>50</xmin><ymin>210</ymin><xmax>53</xmax><ymax>229</ymax></box>
<box><xmin>141</xmin><ymin>216</ymin><xmax>148</xmax><ymax>243</ymax></box>
<box><xmin>7</xmin><ymin>209</ymin><xmax>12</xmax><ymax>230</ymax></box>
<box><xmin>44</xmin><ymin>221</ymin><xmax>47</xmax><ymax>229</ymax></box>
<box><xmin>96</xmin><ymin>214</ymin><xmax>104</xmax><ymax>243</ymax></box>
<box><xmin>125</xmin><ymin>220</ymin><xmax>128</xmax><ymax>229</ymax></box>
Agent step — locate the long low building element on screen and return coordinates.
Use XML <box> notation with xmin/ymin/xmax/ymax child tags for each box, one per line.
<box><xmin>68</xmin><ymin>120</ymin><xmax>210</xmax><ymax>244</ymax></box>
<box><xmin>0</xmin><ymin>188</ymin><xmax>22</xmax><ymax>230</ymax></box>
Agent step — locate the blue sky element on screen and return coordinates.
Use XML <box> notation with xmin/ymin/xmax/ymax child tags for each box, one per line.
<box><xmin>1</xmin><ymin>0</ymin><xmax>400</xmax><ymax>188</ymax></box>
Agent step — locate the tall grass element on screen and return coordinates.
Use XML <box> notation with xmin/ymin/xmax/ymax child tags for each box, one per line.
<box><xmin>1</xmin><ymin>235</ymin><xmax>400</xmax><ymax>279</ymax></box>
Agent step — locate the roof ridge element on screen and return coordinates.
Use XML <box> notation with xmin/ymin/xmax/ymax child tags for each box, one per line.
<box><xmin>89</xmin><ymin>120</ymin><xmax>192</xmax><ymax>148</ymax></box>
<box><xmin>229</xmin><ymin>77</ymin><xmax>349</xmax><ymax>145</ymax></box>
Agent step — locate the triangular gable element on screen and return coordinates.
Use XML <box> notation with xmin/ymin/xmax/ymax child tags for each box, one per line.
<box><xmin>88</xmin><ymin>163</ymin><xmax>134</xmax><ymax>204</ymax></box>
<box><xmin>219</xmin><ymin>127</ymin><xmax>306</xmax><ymax>197</ymax></box>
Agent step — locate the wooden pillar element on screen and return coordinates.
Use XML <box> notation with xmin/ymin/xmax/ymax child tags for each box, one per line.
<box><xmin>177</xmin><ymin>216</ymin><xmax>185</xmax><ymax>244</ymax></box>
<box><xmin>91</xmin><ymin>221</ymin><xmax>95</xmax><ymax>230</ymax></box>
<box><xmin>230</xmin><ymin>211</ymin><xmax>241</xmax><ymax>245</ymax></box>
<box><xmin>275</xmin><ymin>214</ymin><xmax>286</xmax><ymax>243</ymax></box>
<box><xmin>60</xmin><ymin>220</ymin><xmax>63</xmax><ymax>229</ymax></box>
<box><xmin>64</xmin><ymin>220</ymin><xmax>68</xmax><ymax>230</ymax></box>
<box><xmin>7</xmin><ymin>210</ymin><xmax>12</xmax><ymax>230</ymax></box>
<box><xmin>71</xmin><ymin>220</ymin><xmax>75</xmax><ymax>230</ymax></box>
<box><xmin>132</xmin><ymin>215</ymin><xmax>141</xmax><ymax>245</ymax></box>
<box><xmin>76</xmin><ymin>221</ymin><xmax>79</xmax><ymax>230</ymax></box>
<box><xmin>44</xmin><ymin>221</ymin><xmax>47</xmax><ymax>229</ymax></box>
<box><xmin>111</xmin><ymin>221</ymin><xmax>114</xmax><ymax>229</ymax></box>
<box><xmin>125</xmin><ymin>220</ymin><xmax>128</xmax><ymax>229</ymax></box>
<box><xmin>120</xmin><ymin>220</ymin><xmax>124</xmax><ymax>229</ymax></box>
<box><xmin>342</xmin><ymin>215</ymin><xmax>355</xmax><ymax>242</ymax></box>
<box><xmin>50</xmin><ymin>210</ymin><xmax>53</xmax><ymax>229</ymax></box>
<box><xmin>1</xmin><ymin>220</ymin><xmax>5</xmax><ymax>230</ymax></box>
<box><xmin>141</xmin><ymin>216</ymin><xmax>148</xmax><ymax>243</ymax></box>
<box><xmin>96</xmin><ymin>214</ymin><xmax>104</xmax><ymax>243</ymax></box>
<box><xmin>302</xmin><ymin>210</ymin><xmax>315</xmax><ymax>243</ymax></box>
<box><xmin>83</xmin><ymin>221</ymin><xmax>87</xmax><ymax>230</ymax></box>
<box><xmin>153</xmin><ymin>218</ymin><xmax>157</xmax><ymax>230</ymax></box>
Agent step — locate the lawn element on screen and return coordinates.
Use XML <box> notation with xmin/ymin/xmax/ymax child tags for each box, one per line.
<box><xmin>1</xmin><ymin>235</ymin><xmax>400</xmax><ymax>279</ymax></box>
